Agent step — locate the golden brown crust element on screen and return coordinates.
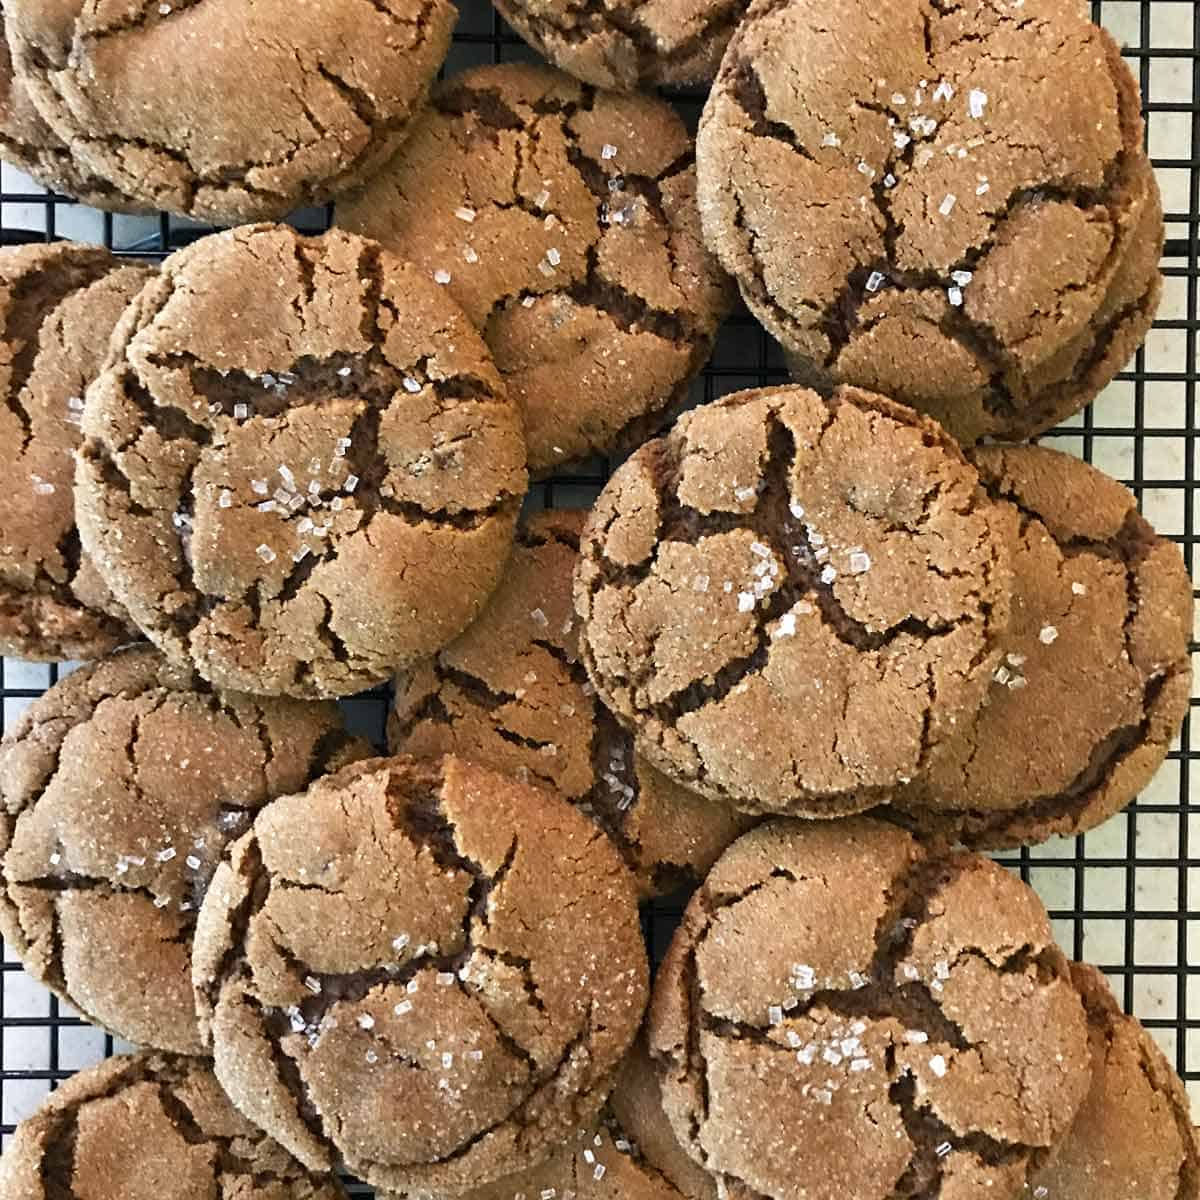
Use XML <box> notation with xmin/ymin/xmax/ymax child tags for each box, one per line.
<box><xmin>1024</xmin><ymin>964</ymin><xmax>1200</xmax><ymax>1199</ymax></box>
<box><xmin>698</xmin><ymin>0</ymin><xmax>1162</xmax><ymax>443</ymax></box>
<box><xmin>391</xmin><ymin>510</ymin><xmax>754</xmax><ymax>898</ymax></box>
<box><xmin>892</xmin><ymin>445</ymin><xmax>1193</xmax><ymax>849</ymax></box>
<box><xmin>575</xmin><ymin>383</ymin><xmax>1013</xmax><ymax>816</ymax></box>
<box><xmin>0</xmin><ymin>644</ymin><xmax>369</xmax><ymax>1054</ymax></box>
<box><xmin>0</xmin><ymin>242</ymin><xmax>153</xmax><ymax>660</ymax></box>
<box><xmin>75</xmin><ymin>225</ymin><xmax>527</xmax><ymax>699</ymax></box>
<box><xmin>193</xmin><ymin>754</ymin><xmax>649</xmax><ymax>1194</ymax></box>
<box><xmin>3</xmin><ymin>0</ymin><xmax>456</xmax><ymax>223</ymax></box>
<box><xmin>337</xmin><ymin>64</ymin><xmax>733</xmax><ymax>474</ymax></box>
<box><xmin>0</xmin><ymin>1051</ymin><xmax>347</xmax><ymax>1200</ymax></box>
<box><xmin>648</xmin><ymin>818</ymin><xmax>1093</xmax><ymax>1200</ymax></box>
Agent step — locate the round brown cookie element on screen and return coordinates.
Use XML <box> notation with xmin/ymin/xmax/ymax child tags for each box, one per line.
<box><xmin>490</xmin><ymin>0</ymin><xmax>749</xmax><ymax>92</ymax></box>
<box><xmin>649</xmin><ymin>818</ymin><xmax>1093</xmax><ymax>1200</ymax></box>
<box><xmin>610</xmin><ymin>1038</ymin><xmax>718</xmax><ymax>1200</ymax></box>
<box><xmin>697</xmin><ymin>0</ymin><xmax>1162</xmax><ymax>444</ymax></box>
<box><xmin>2</xmin><ymin>0</ymin><xmax>456</xmax><ymax>224</ymax></box>
<box><xmin>0</xmin><ymin>1051</ymin><xmax>346</xmax><ymax>1200</ymax></box>
<box><xmin>337</xmin><ymin>64</ymin><xmax>732</xmax><ymax>475</ymax></box>
<box><xmin>0</xmin><ymin>8</ymin><xmax>143</xmax><ymax>211</ymax></box>
<box><xmin>75</xmin><ymin>225</ymin><xmax>527</xmax><ymax>700</ymax></box>
<box><xmin>193</xmin><ymin>754</ymin><xmax>649</xmax><ymax>1194</ymax></box>
<box><xmin>0</xmin><ymin>242</ymin><xmax>153</xmax><ymax>661</ymax></box>
<box><xmin>380</xmin><ymin>1117</ymin><xmax>692</xmax><ymax>1200</ymax></box>
<box><xmin>390</xmin><ymin>509</ymin><xmax>753</xmax><ymax>899</ymax></box>
<box><xmin>0</xmin><ymin>644</ymin><xmax>369</xmax><ymax>1055</ymax></box>
<box><xmin>890</xmin><ymin>445</ymin><xmax>1193</xmax><ymax>850</ymax></box>
<box><xmin>1024</xmin><ymin>963</ymin><xmax>1200</xmax><ymax>1200</ymax></box>
<box><xmin>574</xmin><ymin>384</ymin><xmax>1013</xmax><ymax>817</ymax></box>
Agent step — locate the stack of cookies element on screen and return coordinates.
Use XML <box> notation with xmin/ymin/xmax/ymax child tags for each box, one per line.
<box><xmin>0</xmin><ymin>0</ymin><xmax>1195</xmax><ymax>1198</ymax></box>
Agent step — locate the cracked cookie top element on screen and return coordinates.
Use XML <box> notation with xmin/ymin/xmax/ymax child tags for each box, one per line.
<box><xmin>489</xmin><ymin>0</ymin><xmax>749</xmax><ymax>91</ymax></box>
<box><xmin>1025</xmin><ymin>963</ymin><xmax>1200</xmax><ymax>1200</ymax></box>
<box><xmin>75</xmin><ymin>225</ymin><xmax>527</xmax><ymax>700</ymax></box>
<box><xmin>0</xmin><ymin>242</ymin><xmax>153</xmax><ymax>661</ymax></box>
<box><xmin>0</xmin><ymin>644</ymin><xmax>368</xmax><ymax>1055</ymax></box>
<box><xmin>891</xmin><ymin>445</ymin><xmax>1193</xmax><ymax>850</ymax></box>
<box><xmin>391</xmin><ymin>509</ymin><xmax>753</xmax><ymax>899</ymax></box>
<box><xmin>648</xmin><ymin>819</ymin><xmax>1092</xmax><ymax>1200</ymax></box>
<box><xmin>0</xmin><ymin>12</ymin><xmax>141</xmax><ymax>212</ymax></box>
<box><xmin>381</xmin><ymin>1114</ymin><xmax>692</xmax><ymax>1200</ymax></box>
<box><xmin>337</xmin><ymin>63</ymin><xmax>733</xmax><ymax>475</ymax></box>
<box><xmin>0</xmin><ymin>1051</ymin><xmax>347</xmax><ymax>1200</ymax></box>
<box><xmin>192</xmin><ymin>754</ymin><xmax>649</xmax><ymax>1194</ymax></box>
<box><xmin>574</xmin><ymin>384</ymin><xmax>1013</xmax><ymax>817</ymax></box>
<box><xmin>2</xmin><ymin>0</ymin><xmax>456</xmax><ymax>223</ymax></box>
<box><xmin>697</xmin><ymin>0</ymin><xmax>1162</xmax><ymax>444</ymax></box>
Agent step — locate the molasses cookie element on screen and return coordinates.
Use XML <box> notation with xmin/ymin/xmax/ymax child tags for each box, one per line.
<box><xmin>0</xmin><ymin>10</ymin><xmax>139</xmax><ymax>210</ymax></box>
<box><xmin>610</xmin><ymin>1038</ymin><xmax>719</xmax><ymax>1200</ymax></box>
<box><xmin>649</xmin><ymin>819</ymin><xmax>1092</xmax><ymax>1200</ymax></box>
<box><xmin>575</xmin><ymin>384</ymin><xmax>1013</xmax><ymax>817</ymax></box>
<box><xmin>381</xmin><ymin>1117</ymin><xmax>694</xmax><ymax>1200</ymax></box>
<box><xmin>391</xmin><ymin>510</ymin><xmax>753</xmax><ymax>898</ymax></box>
<box><xmin>1024</xmin><ymin>964</ymin><xmax>1200</xmax><ymax>1199</ymax></box>
<box><xmin>193</xmin><ymin>755</ymin><xmax>649</xmax><ymax>1194</ymax></box>
<box><xmin>491</xmin><ymin>0</ymin><xmax>748</xmax><ymax>91</ymax></box>
<box><xmin>338</xmin><ymin>64</ymin><xmax>732</xmax><ymax>474</ymax></box>
<box><xmin>0</xmin><ymin>241</ymin><xmax>152</xmax><ymax>661</ymax></box>
<box><xmin>698</xmin><ymin>0</ymin><xmax>1162</xmax><ymax>444</ymax></box>
<box><xmin>891</xmin><ymin>445</ymin><xmax>1193</xmax><ymax>850</ymax></box>
<box><xmin>0</xmin><ymin>1051</ymin><xmax>346</xmax><ymax>1200</ymax></box>
<box><xmin>75</xmin><ymin>225</ymin><xmax>527</xmax><ymax>700</ymax></box>
<box><xmin>0</xmin><ymin>645</ymin><xmax>368</xmax><ymax>1055</ymax></box>
<box><xmin>2</xmin><ymin>0</ymin><xmax>456</xmax><ymax>223</ymax></box>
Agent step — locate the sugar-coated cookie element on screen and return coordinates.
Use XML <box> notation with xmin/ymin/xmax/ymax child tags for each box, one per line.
<box><xmin>576</xmin><ymin>384</ymin><xmax>1012</xmax><ymax>815</ymax></box>
<box><xmin>193</xmin><ymin>755</ymin><xmax>649</xmax><ymax>1194</ymax></box>
<box><xmin>75</xmin><ymin>225</ymin><xmax>526</xmax><ymax>699</ymax></box>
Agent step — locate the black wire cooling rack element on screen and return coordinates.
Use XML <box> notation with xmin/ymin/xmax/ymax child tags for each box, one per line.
<box><xmin>0</xmin><ymin>0</ymin><xmax>1197</xmax><ymax>1179</ymax></box>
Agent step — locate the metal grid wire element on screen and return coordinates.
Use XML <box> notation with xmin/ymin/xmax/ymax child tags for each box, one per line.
<box><xmin>0</xmin><ymin>0</ymin><xmax>1197</xmax><ymax>1181</ymax></box>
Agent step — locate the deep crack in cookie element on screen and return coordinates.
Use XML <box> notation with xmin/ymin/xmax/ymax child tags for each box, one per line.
<box><xmin>2</xmin><ymin>0</ymin><xmax>456</xmax><ymax>222</ymax></box>
<box><xmin>0</xmin><ymin>645</ymin><xmax>368</xmax><ymax>1054</ymax></box>
<box><xmin>379</xmin><ymin>1110</ymin><xmax>695</xmax><ymax>1200</ymax></box>
<box><xmin>890</xmin><ymin>444</ymin><xmax>1193</xmax><ymax>849</ymax></box>
<box><xmin>649</xmin><ymin>818</ymin><xmax>1092</xmax><ymax>1200</ymax></box>
<box><xmin>391</xmin><ymin>510</ymin><xmax>754</xmax><ymax>899</ymax></box>
<box><xmin>575</xmin><ymin>384</ymin><xmax>1013</xmax><ymax>816</ymax></box>
<box><xmin>0</xmin><ymin>1050</ymin><xmax>347</xmax><ymax>1200</ymax></box>
<box><xmin>0</xmin><ymin>241</ymin><xmax>153</xmax><ymax>661</ymax></box>
<box><xmin>193</xmin><ymin>754</ymin><xmax>649</xmax><ymax>1194</ymax></box>
<box><xmin>697</xmin><ymin>0</ymin><xmax>1162</xmax><ymax>444</ymax></box>
<box><xmin>75</xmin><ymin>225</ymin><xmax>527</xmax><ymax>700</ymax></box>
<box><xmin>337</xmin><ymin>64</ymin><xmax>732</xmax><ymax>475</ymax></box>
